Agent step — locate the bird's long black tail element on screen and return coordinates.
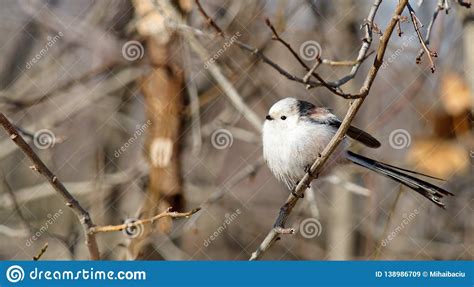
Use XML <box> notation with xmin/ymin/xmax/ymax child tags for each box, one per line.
<box><xmin>346</xmin><ymin>151</ymin><xmax>453</xmax><ymax>209</ymax></box>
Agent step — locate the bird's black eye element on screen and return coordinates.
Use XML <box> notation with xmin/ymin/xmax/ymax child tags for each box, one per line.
<box><xmin>265</xmin><ymin>115</ymin><xmax>273</xmax><ymax>121</ymax></box>
<box><xmin>280</xmin><ymin>116</ymin><xmax>287</xmax><ymax>120</ymax></box>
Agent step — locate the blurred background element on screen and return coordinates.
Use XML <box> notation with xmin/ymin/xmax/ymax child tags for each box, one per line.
<box><xmin>0</xmin><ymin>0</ymin><xmax>472</xmax><ymax>260</ymax></box>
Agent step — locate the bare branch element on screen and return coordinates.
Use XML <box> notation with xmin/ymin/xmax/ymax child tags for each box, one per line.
<box><xmin>0</xmin><ymin>114</ymin><xmax>100</xmax><ymax>260</ymax></box>
<box><xmin>249</xmin><ymin>0</ymin><xmax>410</xmax><ymax>261</ymax></box>
<box><xmin>325</xmin><ymin>0</ymin><xmax>382</xmax><ymax>88</ymax></box>
<box><xmin>90</xmin><ymin>207</ymin><xmax>200</xmax><ymax>234</ymax></box>
<box><xmin>415</xmin><ymin>0</ymin><xmax>445</xmax><ymax>62</ymax></box>
<box><xmin>263</xmin><ymin>18</ymin><xmax>368</xmax><ymax>99</ymax></box>
<box><xmin>407</xmin><ymin>2</ymin><xmax>438</xmax><ymax>73</ymax></box>
<box><xmin>195</xmin><ymin>0</ymin><xmax>225</xmax><ymax>36</ymax></box>
<box><xmin>33</xmin><ymin>243</ymin><xmax>48</xmax><ymax>261</ymax></box>
<box><xmin>194</xmin><ymin>0</ymin><xmax>366</xmax><ymax>99</ymax></box>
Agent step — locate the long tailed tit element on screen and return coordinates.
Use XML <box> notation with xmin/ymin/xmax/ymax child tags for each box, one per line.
<box><xmin>262</xmin><ymin>97</ymin><xmax>453</xmax><ymax>208</ymax></box>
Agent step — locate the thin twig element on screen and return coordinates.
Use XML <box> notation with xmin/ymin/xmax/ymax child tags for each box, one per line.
<box><xmin>263</xmin><ymin>18</ymin><xmax>365</xmax><ymax>98</ymax></box>
<box><xmin>33</xmin><ymin>243</ymin><xmax>49</xmax><ymax>261</ymax></box>
<box><xmin>195</xmin><ymin>0</ymin><xmax>225</xmax><ymax>36</ymax></box>
<box><xmin>265</xmin><ymin>16</ymin><xmax>376</xmax><ymax>78</ymax></box>
<box><xmin>194</xmin><ymin>0</ymin><xmax>366</xmax><ymax>99</ymax></box>
<box><xmin>407</xmin><ymin>2</ymin><xmax>438</xmax><ymax>73</ymax></box>
<box><xmin>249</xmin><ymin>0</ymin><xmax>410</xmax><ymax>260</ymax></box>
<box><xmin>0</xmin><ymin>114</ymin><xmax>101</xmax><ymax>260</ymax></box>
<box><xmin>321</xmin><ymin>52</ymin><xmax>375</xmax><ymax>67</ymax></box>
<box><xmin>303</xmin><ymin>60</ymin><xmax>322</xmax><ymax>85</ymax></box>
<box><xmin>324</xmin><ymin>0</ymin><xmax>383</xmax><ymax>88</ymax></box>
<box><xmin>90</xmin><ymin>207</ymin><xmax>200</xmax><ymax>234</ymax></box>
<box><xmin>265</xmin><ymin>18</ymin><xmax>312</xmax><ymax>70</ymax></box>
<box><xmin>415</xmin><ymin>0</ymin><xmax>445</xmax><ymax>63</ymax></box>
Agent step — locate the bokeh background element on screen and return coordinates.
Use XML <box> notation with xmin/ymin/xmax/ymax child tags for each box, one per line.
<box><xmin>0</xmin><ymin>0</ymin><xmax>472</xmax><ymax>260</ymax></box>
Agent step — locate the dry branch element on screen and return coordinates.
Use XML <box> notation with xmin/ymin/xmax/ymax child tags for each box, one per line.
<box><xmin>415</xmin><ymin>0</ymin><xmax>446</xmax><ymax>63</ymax></box>
<box><xmin>249</xmin><ymin>0</ymin><xmax>410</xmax><ymax>260</ymax></box>
<box><xmin>90</xmin><ymin>207</ymin><xmax>200</xmax><ymax>234</ymax></box>
<box><xmin>0</xmin><ymin>114</ymin><xmax>100</xmax><ymax>260</ymax></box>
<box><xmin>194</xmin><ymin>0</ymin><xmax>380</xmax><ymax>99</ymax></box>
<box><xmin>407</xmin><ymin>3</ymin><xmax>438</xmax><ymax>73</ymax></box>
<box><xmin>33</xmin><ymin>243</ymin><xmax>49</xmax><ymax>261</ymax></box>
<box><xmin>263</xmin><ymin>18</ymin><xmax>368</xmax><ymax>98</ymax></box>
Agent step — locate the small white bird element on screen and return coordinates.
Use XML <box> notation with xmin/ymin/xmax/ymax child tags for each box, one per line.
<box><xmin>262</xmin><ymin>97</ymin><xmax>453</xmax><ymax>208</ymax></box>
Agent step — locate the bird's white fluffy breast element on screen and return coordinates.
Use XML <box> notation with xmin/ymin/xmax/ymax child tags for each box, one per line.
<box><xmin>263</xmin><ymin>118</ymin><xmax>342</xmax><ymax>188</ymax></box>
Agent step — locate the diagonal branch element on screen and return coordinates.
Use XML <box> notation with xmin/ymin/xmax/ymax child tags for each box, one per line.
<box><xmin>0</xmin><ymin>113</ymin><xmax>100</xmax><ymax>260</ymax></box>
<box><xmin>249</xmin><ymin>0</ymin><xmax>410</xmax><ymax>260</ymax></box>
